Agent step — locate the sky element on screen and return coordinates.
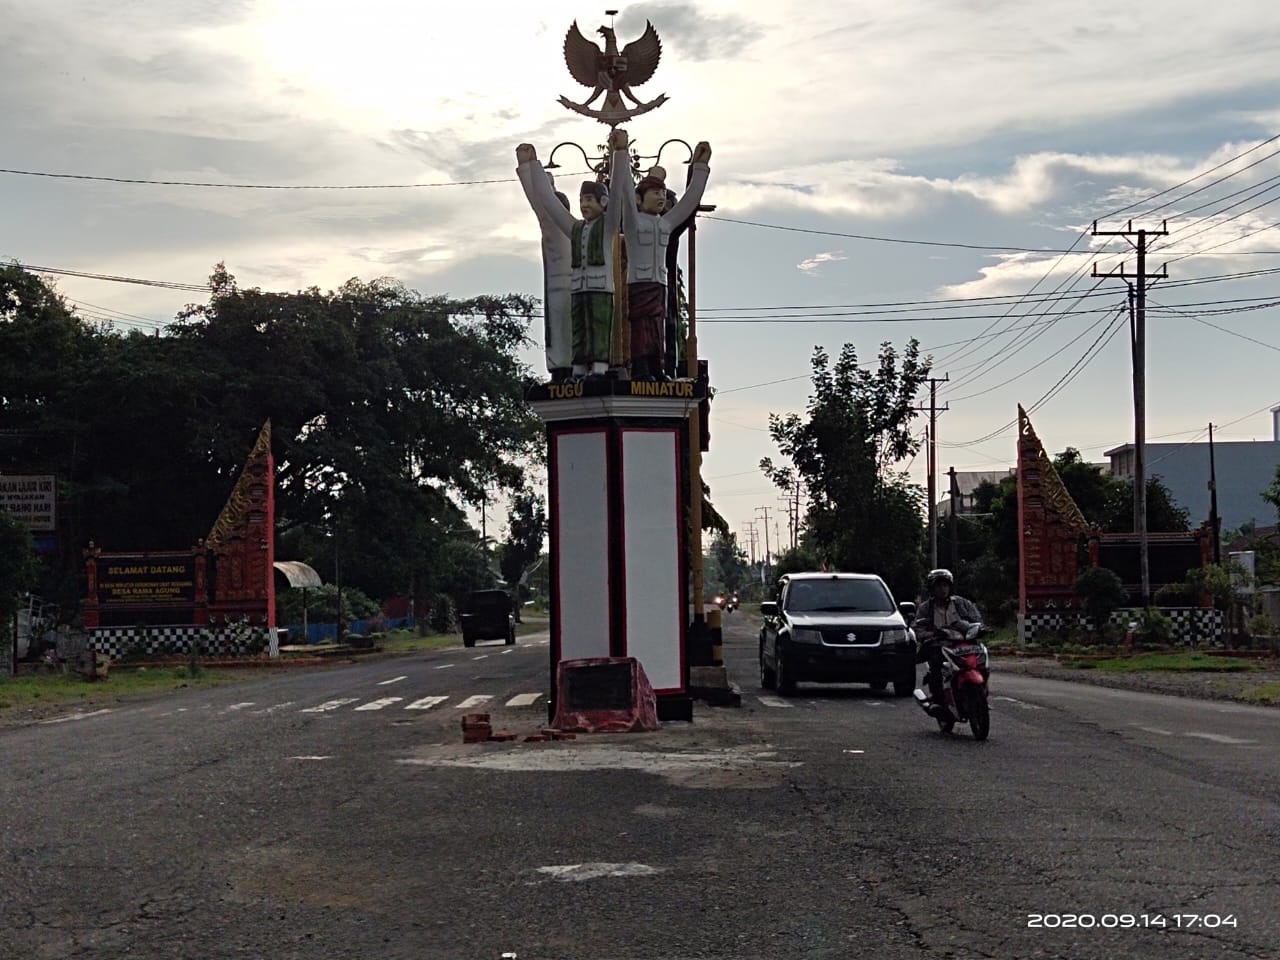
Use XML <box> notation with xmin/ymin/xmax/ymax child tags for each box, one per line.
<box><xmin>5</xmin><ymin>0</ymin><xmax>1280</xmax><ymax>551</ymax></box>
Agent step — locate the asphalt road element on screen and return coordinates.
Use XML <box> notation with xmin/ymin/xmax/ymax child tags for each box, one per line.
<box><xmin>2</xmin><ymin>617</ymin><xmax>1277</xmax><ymax>959</ymax></box>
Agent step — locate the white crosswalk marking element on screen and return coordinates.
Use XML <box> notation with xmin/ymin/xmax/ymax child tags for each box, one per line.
<box><xmin>378</xmin><ymin>676</ymin><xmax>407</xmax><ymax>686</ymax></box>
<box><xmin>254</xmin><ymin>702</ymin><xmax>296</xmax><ymax>715</ymax></box>
<box><xmin>355</xmin><ymin>697</ymin><xmax>404</xmax><ymax>711</ymax></box>
<box><xmin>757</xmin><ymin>696</ymin><xmax>794</xmax><ymax>708</ymax></box>
<box><xmin>456</xmin><ymin>695</ymin><xmax>493</xmax><ymax>709</ymax></box>
<box><xmin>301</xmin><ymin>698</ymin><xmax>360</xmax><ymax>713</ymax></box>
<box><xmin>505</xmin><ymin>693</ymin><xmax>543</xmax><ymax>707</ymax></box>
<box><xmin>406</xmin><ymin>696</ymin><xmax>449</xmax><ymax>710</ymax></box>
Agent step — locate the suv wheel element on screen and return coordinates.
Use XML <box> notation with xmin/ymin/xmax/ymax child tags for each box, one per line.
<box><xmin>776</xmin><ymin>655</ymin><xmax>797</xmax><ymax>696</ymax></box>
<box><xmin>463</xmin><ymin>636</ymin><xmax>476</xmax><ymax>648</ymax></box>
<box><xmin>759</xmin><ymin>648</ymin><xmax>776</xmax><ymax>690</ymax></box>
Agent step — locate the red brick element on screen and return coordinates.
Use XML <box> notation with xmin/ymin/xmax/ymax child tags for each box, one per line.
<box><xmin>523</xmin><ymin>735</ymin><xmax>548</xmax><ymax>742</ymax></box>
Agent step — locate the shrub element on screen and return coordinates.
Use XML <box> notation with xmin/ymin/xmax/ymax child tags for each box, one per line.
<box><xmin>1073</xmin><ymin>567</ymin><xmax>1127</xmax><ymax>632</ymax></box>
<box><xmin>1134</xmin><ymin>608</ymin><xmax>1172</xmax><ymax>646</ymax></box>
<box><xmin>429</xmin><ymin>593</ymin><xmax>456</xmax><ymax>634</ymax></box>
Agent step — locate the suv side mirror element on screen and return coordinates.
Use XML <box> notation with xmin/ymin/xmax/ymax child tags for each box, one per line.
<box><xmin>898</xmin><ymin>602</ymin><xmax>916</xmax><ymax>620</ymax></box>
<box><xmin>760</xmin><ymin>601</ymin><xmax>778</xmax><ymax>618</ymax></box>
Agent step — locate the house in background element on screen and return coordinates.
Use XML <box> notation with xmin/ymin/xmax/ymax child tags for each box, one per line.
<box><xmin>1106</xmin><ymin>408</ymin><xmax>1280</xmax><ymax>532</ymax></box>
<box><xmin>939</xmin><ymin>469</ymin><xmax>1015</xmax><ymax>516</ymax></box>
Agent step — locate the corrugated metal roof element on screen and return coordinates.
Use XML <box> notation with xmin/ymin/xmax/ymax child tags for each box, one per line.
<box><xmin>273</xmin><ymin>561</ymin><xmax>322</xmax><ymax>588</ymax></box>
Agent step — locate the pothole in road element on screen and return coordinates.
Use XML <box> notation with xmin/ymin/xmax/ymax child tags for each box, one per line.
<box><xmin>397</xmin><ymin>743</ymin><xmax>800</xmax><ymax>789</ymax></box>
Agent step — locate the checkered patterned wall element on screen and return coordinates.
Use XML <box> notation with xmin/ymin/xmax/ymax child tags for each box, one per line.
<box><xmin>1019</xmin><ymin>607</ymin><xmax>1224</xmax><ymax>645</ymax></box>
<box><xmin>88</xmin><ymin>625</ymin><xmax>267</xmax><ymax>659</ymax></box>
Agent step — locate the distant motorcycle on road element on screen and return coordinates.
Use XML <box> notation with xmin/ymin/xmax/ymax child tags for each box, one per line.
<box><xmin>913</xmin><ymin>622</ymin><xmax>991</xmax><ymax>740</ymax></box>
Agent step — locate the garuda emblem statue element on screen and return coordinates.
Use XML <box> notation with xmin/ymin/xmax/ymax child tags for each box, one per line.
<box><xmin>558</xmin><ymin>20</ymin><xmax>669</xmax><ymax>125</ymax></box>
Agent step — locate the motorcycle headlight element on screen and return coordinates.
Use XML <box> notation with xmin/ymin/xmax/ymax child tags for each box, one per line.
<box><xmin>880</xmin><ymin>628</ymin><xmax>909</xmax><ymax>645</ymax></box>
<box><xmin>790</xmin><ymin>628</ymin><xmax>822</xmax><ymax>644</ymax></box>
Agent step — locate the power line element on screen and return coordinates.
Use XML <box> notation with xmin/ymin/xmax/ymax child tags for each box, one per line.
<box><xmin>700</xmin><ymin>215</ymin><xmax>1085</xmax><ymax>253</ymax></box>
<box><xmin>0</xmin><ymin>167</ymin><xmax>582</xmax><ymax>190</ymax></box>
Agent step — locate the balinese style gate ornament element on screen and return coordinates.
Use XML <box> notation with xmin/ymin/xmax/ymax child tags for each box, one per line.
<box><xmin>1017</xmin><ymin>406</ymin><xmax>1090</xmax><ymax>638</ymax></box>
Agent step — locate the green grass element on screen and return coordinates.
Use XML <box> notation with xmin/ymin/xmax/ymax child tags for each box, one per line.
<box><xmin>0</xmin><ymin>667</ymin><xmax>237</xmax><ymax>712</ymax></box>
<box><xmin>1071</xmin><ymin>653</ymin><xmax>1260</xmax><ymax>673</ymax></box>
<box><xmin>375</xmin><ymin>617</ymin><xmax>549</xmax><ymax>654</ymax></box>
<box><xmin>1239</xmin><ymin>682</ymin><xmax>1280</xmax><ymax>705</ymax></box>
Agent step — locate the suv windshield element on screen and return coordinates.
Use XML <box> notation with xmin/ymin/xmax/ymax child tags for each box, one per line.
<box><xmin>784</xmin><ymin>579</ymin><xmax>894</xmax><ymax>613</ymax></box>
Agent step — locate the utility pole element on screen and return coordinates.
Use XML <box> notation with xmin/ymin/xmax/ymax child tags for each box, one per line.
<box><xmin>1209</xmin><ymin>422</ymin><xmax>1221</xmax><ymax>565</ymax></box>
<box><xmin>741</xmin><ymin>521</ymin><xmax>758</xmax><ymax>567</ymax></box>
<box><xmin>1092</xmin><ymin>220</ymin><xmax>1169</xmax><ymax>607</ymax></box>
<box><xmin>756</xmin><ymin>506</ymin><xmax>772</xmax><ymax>582</ymax></box>
<box><xmin>916</xmin><ymin>376</ymin><xmax>949</xmax><ymax>568</ymax></box>
<box><xmin>948</xmin><ymin>466</ymin><xmax>960</xmax><ymax>569</ymax></box>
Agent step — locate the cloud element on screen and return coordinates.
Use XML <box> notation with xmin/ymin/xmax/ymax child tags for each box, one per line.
<box><xmin>616</xmin><ymin>4</ymin><xmax>763</xmax><ymax>61</ymax></box>
<box><xmin>797</xmin><ymin>251</ymin><xmax>847</xmax><ymax>275</ymax></box>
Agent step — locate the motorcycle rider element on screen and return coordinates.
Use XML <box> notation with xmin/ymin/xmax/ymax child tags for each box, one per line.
<box><xmin>912</xmin><ymin>569</ymin><xmax>983</xmax><ymax>715</ymax></box>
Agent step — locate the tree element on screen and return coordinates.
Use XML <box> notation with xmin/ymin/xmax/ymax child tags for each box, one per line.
<box><xmin>0</xmin><ymin>264</ymin><xmax>544</xmax><ymax>612</ymax></box>
<box><xmin>769</xmin><ymin>545</ymin><xmax>821</xmax><ymax>594</ymax></box>
<box><xmin>0</xmin><ymin>512</ymin><xmax>39</xmax><ymax>630</ymax></box>
<box><xmin>1264</xmin><ymin>463</ymin><xmax>1280</xmax><ymax>521</ymax></box>
<box><xmin>499</xmin><ymin>490</ymin><xmax>547</xmax><ymax>619</ymax></box>
<box><xmin>707</xmin><ymin>531</ymin><xmax>750</xmax><ymax>594</ymax></box>
<box><xmin>760</xmin><ymin>341</ymin><xmax>930</xmax><ymax>601</ymax></box>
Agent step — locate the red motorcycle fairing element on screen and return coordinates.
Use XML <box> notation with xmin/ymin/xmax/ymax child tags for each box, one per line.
<box><xmin>956</xmin><ymin>669</ymin><xmax>986</xmax><ymax>690</ymax></box>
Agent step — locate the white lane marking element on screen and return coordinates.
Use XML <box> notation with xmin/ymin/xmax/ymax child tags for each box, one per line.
<box><xmin>993</xmin><ymin>695</ymin><xmax>1043</xmax><ymax>710</ymax></box>
<box><xmin>842</xmin><ymin>749</ymin><xmax>865</xmax><ymax>755</ymax></box>
<box><xmin>866</xmin><ymin>701</ymin><xmax>884</xmax><ymax>707</ymax></box>
<box><xmin>537</xmin><ymin>862</ymin><xmax>662</xmax><ymax>881</ymax></box>
<box><xmin>226</xmin><ymin>702</ymin><xmax>256</xmax><ymax>711</ymax></box>
<box><xmin>406</xmin><ymin>696</ymin><xmax>449</xmax><ymax>710</ymax></box>
<box><xmin>456</xmin><ymin>695</ymin><xmax>493</xmax><ymax>709</ymax></box>
<box><xmin>473</xmin><ymin>655</ymin><xmax>489</xmax><ymax>660</ymax></box>
<box><xmin>254</xmin><ymin>701</ymin><xmax>296</xmax><ymax>715</ymax></box>
<box><xmin>288</xmin><ymin>756</ymin><xmax>333</xmax><ymax>761</ymax></box>
<box><xmin>505</xmin><ymin>693</ymin><xmax>543</xmax><ymax>707</ymax></box>
<box><xmin>757</xmin><ymin>696</ymin><xmax>794</xmax><ymax>708</ymax></box>
<box><xmin>1182</xmin><ymin>732</ymin><xmax>1259</xmax><ymax>745</ymax></box>
<box><xmin>434</xmin><ymin>664</ymin><xmax>455</xmax><ymax>670</ymax></box>
<box><xmin>378</xmin><ymin>676</ymin><xmax>407</xmax><ymax>686</ymax></box>
<box><xmin>38</xmin><ymin>709</ymin><xmax>113</xmax><ymax>724</ymax></box>
<box><xmin>301</xmin><ymin>698</ymin><xmax>359</xmax><ymax>713</ymax></box>
<box><xmin>1133</xmin><ymin>725</ymin><xmax>1175</xmax><ymax>736</ymax></box>
<box><xmin>354</xmin><ymin>697</ymin><xmax>404</xmax><ymax>711</ymax></box>
<box><xmin>501</xmin><ymin>649</ymin><xmax>514</xmax><ymax>655</ymax></box>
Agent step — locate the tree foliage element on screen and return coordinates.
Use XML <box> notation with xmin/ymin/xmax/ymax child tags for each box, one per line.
<box><xmin>0</xmin><ymin>263</ymin><xmax>542</xmax><ymax>612</ymax></box>
<box><xmin>760</xmin><ymin>341</ymin><xmax>929</xmax><ymax>601</ymax></box>
<box><xmin>706</xmin><ymin>531</ymin><xmax>750</xmax><ymax>594</ymax></box>
<box><xmin>499</xmin><ymin>489</ymin><xmax>547</xmax><ymax>617</ymax></box>
<box><xmin>0</xmin><ymin>512</ymin><xmax>39</xmax><ymax>628</ymax></box>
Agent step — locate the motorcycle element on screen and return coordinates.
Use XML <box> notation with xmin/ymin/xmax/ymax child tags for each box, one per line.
<box><xmin>912</xmin><ymin>621</ymin><xmax>991</xmax><ymax>741</ymax></box>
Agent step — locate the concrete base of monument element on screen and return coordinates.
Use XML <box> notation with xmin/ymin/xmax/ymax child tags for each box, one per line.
<box><xmin>688</xmin><ymin>666</ymin><xmax>742</xmax><ymax>708</ymax></box>
<box><xmin>656</xmin><ymin>693</ymin><xmax>694</xmax><ymax>722</ymax></box>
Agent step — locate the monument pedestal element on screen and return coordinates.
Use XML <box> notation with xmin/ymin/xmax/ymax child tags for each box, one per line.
<box><xmin>530</xmin><ymin>378</ymin><xmax>705</xmax><ymax>723</ymax></box>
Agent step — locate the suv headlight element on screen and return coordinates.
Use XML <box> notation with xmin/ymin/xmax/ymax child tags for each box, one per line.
<box><xmin>880</xmin><ymin>628</ymin><xmax>909</xmax><ymax>645</ymax></box>
<box><xmin>791</xmin><ymin>628</ymin><xmax>822</xmax><ymax>644</ymax></box>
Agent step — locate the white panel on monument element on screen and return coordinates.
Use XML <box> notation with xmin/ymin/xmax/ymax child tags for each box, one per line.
<box><xmin>554</xmin><ymin>430</ymin><xmax>611</xmax><ymax>660</ymax></box>
<box><xmin>621</xmin><ymin>429</ymin><xmax>683</xmax><ymax>692</ymax></box>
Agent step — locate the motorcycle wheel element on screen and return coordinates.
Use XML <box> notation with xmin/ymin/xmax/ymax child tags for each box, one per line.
<box><xmin>967</xmin><ymin>689</ymin><xmax>990</xmax><ymax>741</ymax></box>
